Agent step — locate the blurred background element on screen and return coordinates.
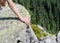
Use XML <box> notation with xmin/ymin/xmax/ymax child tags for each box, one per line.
<box><xmin>13</xmin><ymin>0</ymin><xmax>60</xmax><ymax>35</ymax></box>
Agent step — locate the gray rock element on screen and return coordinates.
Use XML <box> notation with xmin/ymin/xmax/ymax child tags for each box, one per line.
<box><xmin>40</xmin><ymin>35</ymin><xmax>57</xmax><ymax>43</ymax></box>
<box><xmin>26</xmin><ymin>27</ymin><xmax>39</xmax><ymax>43</ymax></box>
<box><xmin>0</xmin><ymin>3</ymin><xmax>30</xmax><ymax>43</ymax></box>
<box><xmin>57</xmin><ymin>31</ymin><xmax>60</xmax><ymax>43</ymax></box>
<box><xmin>0</xmin><ymin>3</ymin><xmax>39</xmax><ymax>43</ymax></box>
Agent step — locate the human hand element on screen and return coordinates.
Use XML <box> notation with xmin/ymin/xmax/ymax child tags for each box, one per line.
<box><xmin>20</xmin><ymin>17</ymin><xmax>30</xmax><ymax>27</ymax></box>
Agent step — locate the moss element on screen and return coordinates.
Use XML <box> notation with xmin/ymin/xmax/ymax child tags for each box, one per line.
<box><xmin>31</xmin><ymin>24</ymin><xmax>48</xmax><ymax>39</ymax></box>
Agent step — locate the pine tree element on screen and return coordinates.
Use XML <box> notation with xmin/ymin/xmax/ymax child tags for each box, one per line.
<box><xmin>13</xmin><ymin>0</ymin><xmax>60</xmax><ymax>34</ymax></box>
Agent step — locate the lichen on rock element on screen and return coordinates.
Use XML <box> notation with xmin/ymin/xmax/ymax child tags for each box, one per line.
<box><xmin>0</xmin><ymin>3</ymin><xmax>30</xmax><ymax>43</ymax></box>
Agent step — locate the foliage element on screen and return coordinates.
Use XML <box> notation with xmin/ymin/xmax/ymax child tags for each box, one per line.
<box><xmin>13</xmin><ymin>0</ymin><xmax>60</xmax><ymax>34</ymax></box>
<box><xmin>31</xmin><ymin>24</ymin><xmax>48</xmax><ymax>39</ymax></box>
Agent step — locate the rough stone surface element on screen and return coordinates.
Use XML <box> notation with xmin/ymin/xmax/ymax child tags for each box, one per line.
<box><xmin>40</xmin><ymin>35</ymin><xmax>57</xmax><ymax>43</ymax></box>
<box><xmin>0</xmin><ymin>3</ymin><xmax>59</xmax><ymax>43</ymax></box>
<box><xmin>57</xmin><ymin>31</ymin><xmax>60</xmax><ymax>43</ymax></box>
<box><xmin>0</xmin><ymin>3</ymin><xmax>30</xmax><ymax>43</ymax></box>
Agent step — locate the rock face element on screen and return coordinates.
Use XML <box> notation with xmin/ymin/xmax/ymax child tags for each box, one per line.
<box><xmin>44</xmin><ymin>36</ymin><xmax>57</xmax><ymax>43</ymax></box>
<box><xmin>57</xmin><ymin>31</ymin><xmax>60</xmax><ymax>43</ymax></box>
<box><xmin>40</xmin><ymin>35</ymin><xmax>57</xmax><ymax>43</ymax></box>
<box><xmin>0</xmin><ymin>3</ymin><xmax>59</xmax><ymax>43</ymax></box>
<box><xmin>0</xmin><ymin>3</ymin><xmax>30</xmax><ymax>43</ymax></box>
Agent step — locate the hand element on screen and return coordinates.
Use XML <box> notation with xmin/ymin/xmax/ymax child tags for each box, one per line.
<box><xmin>20</xmin><ymin>17</ymin><xmax>30</xmax><ymax>27</ymax></box>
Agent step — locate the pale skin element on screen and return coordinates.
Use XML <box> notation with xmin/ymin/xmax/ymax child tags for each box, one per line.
<box><xmin>6</xmin><ymin>0</ymin><xmax>30</xmax><ymax>27</ymax></box>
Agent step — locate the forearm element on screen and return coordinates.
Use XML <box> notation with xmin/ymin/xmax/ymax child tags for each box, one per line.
<box><xmin>7</xmin><ymin>0</ymin><xmax>23</xmax><ymax>19</ymax></box>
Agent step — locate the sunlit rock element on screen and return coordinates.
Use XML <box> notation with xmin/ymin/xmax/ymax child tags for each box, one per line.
<box><xmin>57</xmin><ymin>31</ymin><xmax>60</xmax><ymax>43</ymax></box>
<box><xmin>40</xmin><ymin>35</ymin><xmax>57</xmax><ymax>43</ymax></box>
<box><xmin>0</xmin><ymin>3</ymin><xmax>30</xmax><ymax>43</ymax></box>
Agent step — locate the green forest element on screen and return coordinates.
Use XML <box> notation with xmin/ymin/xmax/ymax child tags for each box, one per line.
<box><xmin>13</xmin><ymin>0</ymin><xmax>60</xmax><ymax>34</ymax></box>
